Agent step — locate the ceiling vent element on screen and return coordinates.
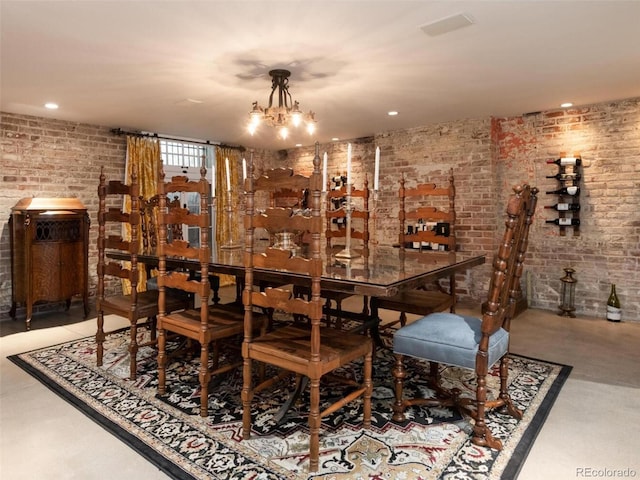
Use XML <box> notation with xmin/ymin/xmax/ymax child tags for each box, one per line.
<box><xmin>420</xmin><ymin>13</ymin><xmax>474</xmax><ymax>36</ymax></box>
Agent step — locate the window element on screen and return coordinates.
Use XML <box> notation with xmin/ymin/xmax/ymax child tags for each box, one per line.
<box><xmin>161</xmin><ymin>140</ymin><xmax>205</xmax><ymax>168</ymax></box>
<box><xmin>160</xmin><ymin>140</ymin><xmax>216</xmax><ymax>248</ymax></box>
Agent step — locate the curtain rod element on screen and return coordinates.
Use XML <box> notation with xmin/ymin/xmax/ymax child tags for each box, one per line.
<box><xmin>110</xmin><ymin>128</ymin><xmax>246</xmax><ymax>152</ymax></box>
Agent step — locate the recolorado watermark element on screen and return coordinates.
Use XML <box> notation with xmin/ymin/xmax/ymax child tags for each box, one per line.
<box><xmin>576</xmin><ymin>467</ymin><xmax>637</xmax><ymax>478</ymax></box>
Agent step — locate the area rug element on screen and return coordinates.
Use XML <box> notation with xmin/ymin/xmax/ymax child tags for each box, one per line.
<box><xmin>9</xmin><ymin>328</ymin><xmax>571</xmax><ymax>479</ymax></box>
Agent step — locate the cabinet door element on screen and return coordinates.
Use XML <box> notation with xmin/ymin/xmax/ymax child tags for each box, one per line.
<box><xmin>59</xmin><ymin>241</ymin><xmax>86</xmax><ymax>298</ymax></box>
<box><xmin>31</xmin><ymin>242</ymin><xmax>62</xmax><ymax>302</ymax></box>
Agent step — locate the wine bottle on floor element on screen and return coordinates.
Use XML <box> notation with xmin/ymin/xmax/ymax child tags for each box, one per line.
<box><xmin>606</xmin><ymin>284</ymin><xmax>621</xmax><ymax>322</ymax></box>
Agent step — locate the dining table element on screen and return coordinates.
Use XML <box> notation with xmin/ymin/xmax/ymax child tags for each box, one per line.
<box><xmin>108</xmin><ymin>242</ymin><xmax>485</xmax><ymax>330</ymax></box>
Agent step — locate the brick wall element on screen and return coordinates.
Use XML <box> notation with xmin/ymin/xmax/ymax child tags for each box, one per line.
<box><xmin>495</xmin><ymin>98</ymin><xmax>640</xmax><ymax>322</ymax></box>
<box><xmin>0</xmin><ymin>113</ymin><xmax>126</xmax><ymax>319</ymax></box>
<box><xmin>276</xmin><ymin>120</ymin><xmax>497</xmax><ymax>308</ymax></box>
<box><xmin>2</xmin><ymin>96</ymin><xmax>639</xmax><ymax>322</ymax></box>
<box><xmin>279</xmin><ymin>97</ymin><xmax>640</xmax><ymax>321</ymax></box>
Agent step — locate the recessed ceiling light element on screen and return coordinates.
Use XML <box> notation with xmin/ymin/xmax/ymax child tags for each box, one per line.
<box><xmin>388</xmin><ymin>111</ymin><xmax>398</xmax><ymax>116</ymax></box>
<box><xmin>560</xmin><ymin>102</ymin><xmax>573</xmax><ymax>108</ymax></box>
<box><xmin>331</xmin><ymin>137</ymin><xmax>339</xmax><ymax>141</ymax></box>
<box><xmin>44</xmin><ymin>102</ymin><xmax>59</xmax><ymax>110</ymax></box>
<box><xmin>295</xmin><ymin>144</ymin><xmax>302</xmax><ymax>147</ymax></box>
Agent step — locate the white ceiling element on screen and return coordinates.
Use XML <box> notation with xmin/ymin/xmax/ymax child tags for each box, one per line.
<box><xmin>2</xmin><ymin>1</ymin><xmax>640</xmax><ymax>151</ymax></box>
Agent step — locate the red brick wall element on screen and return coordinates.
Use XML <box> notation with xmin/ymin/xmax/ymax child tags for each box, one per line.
<box><xmin>280</xmin><ymin>97</ymin><xmax>640</xmax><ymax>321</ymax></box>
<box><xmin>494</xmin><ymin>98</ymin><xmax>640</xmax><ymax>322</ymax></box>
<box><xmin>2</xmin><ymin>96</ymin><xmax>639</xmax><ymax>322</ymax></box>
<box><xmin>0</xmin><ymin>113</ymin><xmax>126</xmax><ymax>319</ymax></box>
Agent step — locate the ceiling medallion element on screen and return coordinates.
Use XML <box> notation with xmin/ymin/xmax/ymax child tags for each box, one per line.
<box><xmin>248</xmin><ymin>69</ymin><xmax>316</xmax><ymax>140</ymax></box>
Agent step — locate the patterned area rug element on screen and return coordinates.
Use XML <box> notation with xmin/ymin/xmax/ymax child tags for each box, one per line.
<box><xmin>9</xmin><ymin>328</ymin><xmax>571</xmax><ymax>479</ymax></box>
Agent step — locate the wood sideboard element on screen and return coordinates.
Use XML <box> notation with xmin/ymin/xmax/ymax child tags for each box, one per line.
<box><xmin>9</xmin><ymin>197</ymin><xmax>90</xmax><ymax>330</ymax></box>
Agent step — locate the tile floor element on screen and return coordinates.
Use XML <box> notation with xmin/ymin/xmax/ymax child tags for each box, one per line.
<box><xmin>1</xmin><ymin>291</ymin><xmax>639</xmax><ymax>479</ymax></box>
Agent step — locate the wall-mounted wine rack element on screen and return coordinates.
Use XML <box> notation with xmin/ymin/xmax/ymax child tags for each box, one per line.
<box><xmin>328</xmin><ymin>172</ymin><xmax>347</xmax><ymax>227</ymax></box>
<box><xmin>545</xmin><ymin>153</ymin><xmax>581</xmax><ymax>236</ymax></box>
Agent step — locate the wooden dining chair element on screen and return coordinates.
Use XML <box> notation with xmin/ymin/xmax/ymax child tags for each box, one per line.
<box><xmin>325</xmin><ymin>178</ymin><xmax>370</xmax><ymax>254</ymax></box>
<box><xmin>241</xmin><ymin>144</ymin><xmax>373</xmax><ymax>472</ymax></box>
<box><xmin>323</xmin><ymin>178</ymin><xmax>371</xmax><ymax>328</ymax></box>
<box><xmin>95</xmin><ymin>168</ymin><xmax>189</xmax><ymax>380</ymax></box>
<box><xmin>140</xmin><ymin>194</ymin><xmax>221</xmax><ymax>304</ymax></box>
<box><xmin>391</xmin><ymin>183</ymin><xmax>538</xmax><ymax>450</ymax></box>
<box><xmin>270</xmin><ymin>186</ymin><xmax>308</xmax><ymax>209</ymax></box>
<box><xmin>371</xmin><ymin>169</ymin><xmax>456</xmax><ymax>331</ymax></box>
<box><xmin>156</xmin><ymin>166</ymin><xmax>266</xmax><ymax>417</ymax></box>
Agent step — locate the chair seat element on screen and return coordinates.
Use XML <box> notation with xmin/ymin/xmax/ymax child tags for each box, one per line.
<box><xmin>393</xmin><ymin>312</ymin><xmax>509</xmax><ymax>370</ymax></box>
<box><xmin>375</xmin><ymin>290</ymin><xmax>454</xmax><ymax>317</ymax></box>
<box><xmin>99</xmin><ymin>289</ymin><xmax>188</xmax><ymax>319</ymax></box>
<box><xmin>160</xmin><ymin>306</ymin><xmax>261</xmax><ymax>342</ymax></box>
<box><xmin>246</xmin><ymin>324</ymin><xmax>372</xmax><ymax>376</ymax></box>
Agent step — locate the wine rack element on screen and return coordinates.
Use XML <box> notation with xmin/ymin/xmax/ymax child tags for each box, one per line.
<box><xmin>545</xmin><ymin>153</ymin><xmax>581</xmax><ymax>236</ymax></box>
<box><xmin>328</xmin><ymin>172</ymin><xmax>347</xmax><ymax>228</ymax></box>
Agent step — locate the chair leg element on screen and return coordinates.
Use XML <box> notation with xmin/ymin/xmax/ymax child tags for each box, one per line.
<box><xmin>399</xmin><ymin>311</ymin><xmax>407</xmax><ymax>327</ymax></box>
<box><xmin>157</xmin><ymin>328</ymin><xmax>167</xmax><ymax>396</ymax></box>
<box><xmin>129</xmin><ymin>321</ymin><xmax>139</xmax><ymax>380</ymax></box>
<box><xmin>335</xmin><ymin>299</ymin><xmax>343</xmax><ymax>330</ymax></box>
<box><xmin>363</xmin><ymin>349</ymin><xmax>373</xmax><ymax>428</ymax></box>
<box><xmin>96</xmin><ymin>311</ymin><xmax>105</xmax><ymax>366</ymax></box>
<box><xmin>199</xmin><ymin>341</ymin><xmax>210</xmax><ymax>417</ymax></box>
<box><xmin>499</xmin><ymin>355</ymin><xmax>523</xmax><ymax>419</ymax></box>
<box><xmin>149</xmin><ymin>315</ymin><xmax>157</xmax><ymax>341</ymax></box>
<box><xmin>211</xmin><ymin>340</ymin><xmax>220</xmax><ymax>371</ymax></box>
<box><xmin>308</xmin><ymin>377</ymin><xmax>321</xmax><ymax>472</ymax></box>
<box><xmin>472</xmin><ymin>371</ymin><xmax>502</xmax><ymax>450</ymax></box>
<box><xmin>392</xmin><ymin>354</ymin><xmax>407</xmax><ymax>422</ymax></box>
<box><xmin>241</xmin><ymin>357</ymin><xmax>253</xmax><ymax>440</ymax></box>
<box><xmin>323</xmin><ymin>298</ymin><xmax>332</xmax><ymax>327</ymax></box>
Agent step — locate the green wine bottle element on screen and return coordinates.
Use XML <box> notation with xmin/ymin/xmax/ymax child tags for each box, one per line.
<box><xmin>606</xmin><ymin>284</ymin><xmax>621</xmax><ymax>322</ymax></box>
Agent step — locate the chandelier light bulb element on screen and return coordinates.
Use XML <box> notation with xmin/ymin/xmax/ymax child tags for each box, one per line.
<box><xmin>306</xmin><ymin>123</ymin><xmax>315</xmax><ymax>135</ymax></box>
<box><xmin>247</xmin><ymin>69</ymin><xmax>317</xmax><ymax>140</ymax></box>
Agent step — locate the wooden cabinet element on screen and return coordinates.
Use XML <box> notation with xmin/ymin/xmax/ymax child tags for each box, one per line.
<box><xmin>9</xmin><ymin>198</ymin><xmax>90</xmax><ymax>330</ymax></box>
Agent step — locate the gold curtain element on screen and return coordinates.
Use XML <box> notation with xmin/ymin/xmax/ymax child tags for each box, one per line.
<box><xmin>215</xmin><ymin>146</ymin><xmax>241</xmax><ymax>286</ymax></box>
<box><xmin>122</xmin><ymin>136</ymin><xmax>161</xmax><ymax>293</ymax></box>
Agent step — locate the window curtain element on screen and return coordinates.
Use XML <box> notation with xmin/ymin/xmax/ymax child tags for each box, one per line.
<box><xmin>215</xmin><ymin>146</ymin><xmax>241</xmax><ymax>287</ymax></box>
<box><xmin>122</xmin><ymin>135</ymin><xmax>161</xmax><ymax>294</ymax></box>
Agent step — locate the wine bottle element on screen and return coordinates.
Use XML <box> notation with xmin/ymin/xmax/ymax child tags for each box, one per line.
<box><xmin>546</xmin><ymin>157</ymin><xmax>582</xmax><ymax>166</ymax></box>
<box><xmin>413</xmin><ymin>220</ymin><xmax>421</xmax><ymax>249</ymax></box>
<box><xmin>606</xmin><ymin>284</ymin><xmax>621</xmax><ymax>322</ymax></box>
<box><xmin>544</xmin><ymin>203</ymin><xmax>581</xmax><ymax>212</ymax></box>
<box><xmin>546</xmin><ymin>218</ymin><xmax>580</xmax><ymax>226</ymax></box>
<box><xmin>545</xmin><ymin>172</ymin><xmax>582</xmax><ymax>181</ymax></box>
<box><xmin>545</xmin><ymin>186</ymin><xmax>580</xmax><ymax>196</ymax></box>
<box><xmin>406</xmin><ymin>225</ymin><xmax>414</xmax><ymax>249</ymax></box>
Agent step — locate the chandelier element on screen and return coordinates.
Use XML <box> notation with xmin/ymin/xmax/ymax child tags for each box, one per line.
<box><xmin>248</xmin><ymin>69</ymin><xmax>316</xmax><ymax>140</ymax></box>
